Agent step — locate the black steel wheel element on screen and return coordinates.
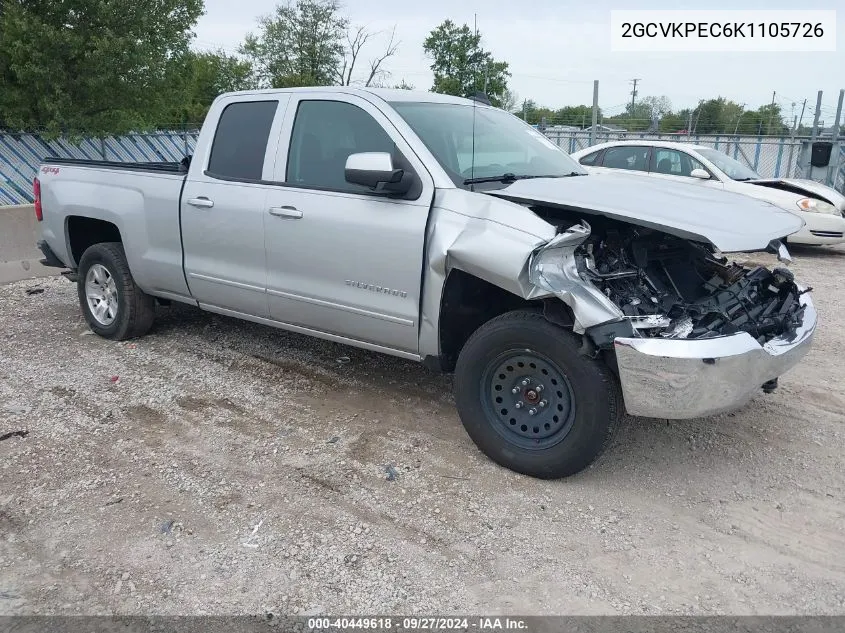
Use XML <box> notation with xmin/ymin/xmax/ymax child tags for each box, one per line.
<box><xmin>481</xmin><ymin>351</ymin><xmax>576</xmax><ymax>450</ymax></box>
<box><xmin>454</xmin><ymin>310</ymin><xmax>620</xmax><ymax>479</ymax></box>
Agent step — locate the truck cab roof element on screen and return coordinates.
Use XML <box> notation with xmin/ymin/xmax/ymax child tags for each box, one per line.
<box><xmin>216</xmin><ymin>86</ymin><xmax>481</xmax><ymax>107</ymax></box>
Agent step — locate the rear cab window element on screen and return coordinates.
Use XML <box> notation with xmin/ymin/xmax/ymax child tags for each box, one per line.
<box><xmin>207</xmin><ymin>100</ymin><xmax>279</xmax><ymax>180</ymax></box>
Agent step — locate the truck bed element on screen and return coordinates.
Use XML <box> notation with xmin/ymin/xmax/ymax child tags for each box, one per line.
<box><xmin>45</xmin><ymin>157</ymin><xmax>187</xmax><ymax>174</ymax></box>
<box><xmin>37</xmin><ymin>157</ymin><xmax>190</xmax><ymax>299</ymax></box>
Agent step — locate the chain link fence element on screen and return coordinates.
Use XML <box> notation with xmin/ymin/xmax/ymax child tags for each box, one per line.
<box><xmin>0</xmin><ymin>130</ymin><xmax>199</xmax><ymax>205</ymax></box>
<box><xmin>1</xmin><ymin>128</ymin><xmax>843</xmax><ymax>205</ymax></box>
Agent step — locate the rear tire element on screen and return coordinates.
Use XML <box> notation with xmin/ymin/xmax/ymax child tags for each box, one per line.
<box><xmin>77</xmin><ymin>242</ymin><xmax>155</xmax><ymax>340</ymax></box>
<box><xmin>454</xmin><ymin>310</ymin><xmax>620</xmax><ymax>479</ymax></box>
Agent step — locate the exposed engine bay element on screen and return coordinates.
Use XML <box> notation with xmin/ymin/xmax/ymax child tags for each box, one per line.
<box><xmin>532</xmin><ymin>211</ymin><xmax>807</xmax><ymax>346</ymax></box>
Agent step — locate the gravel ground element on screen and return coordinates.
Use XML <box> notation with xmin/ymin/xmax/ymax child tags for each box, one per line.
<box><xmin>1</xmin><ymin>245</ymin><xmax>844</xmax><ymax>616</ymax></box>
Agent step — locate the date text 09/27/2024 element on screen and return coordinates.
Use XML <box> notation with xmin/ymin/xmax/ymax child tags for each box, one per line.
<box><xmin>307</xmin><ymin>617</ymin><xmax>528</xmax><ymax>631</ymax></box>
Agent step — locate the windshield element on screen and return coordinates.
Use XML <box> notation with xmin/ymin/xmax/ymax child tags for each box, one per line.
<box><xmin>390</xmin><ymin>101</ymin><xmax>586</xmax><ymax>188</ymax></box>
<box><xmin>696</xmin><ymin>148</ymin><xmax>761</xmax><ymax>181</ymax></box>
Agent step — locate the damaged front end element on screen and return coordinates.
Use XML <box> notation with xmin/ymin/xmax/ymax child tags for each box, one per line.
<box><xmin>530</xmin><ymin>220</ymin><xmax>807</xmax><ymax>347</ymax></box>
<box><xmin>529</xmin><ymin>219</ymin><xmax>817</xmax><ymax>419</ymax></box>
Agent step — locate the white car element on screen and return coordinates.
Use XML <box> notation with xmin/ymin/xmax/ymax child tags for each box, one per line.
<box><xmin>571</xmin><ymin>140</ymin><xmax>845</xmax><ymax>246</ymax></box>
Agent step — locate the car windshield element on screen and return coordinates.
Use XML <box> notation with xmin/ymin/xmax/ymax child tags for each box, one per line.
<box><xmin>390</xmin><ymin>101</ymin><xmax>586</xmax><ymax>188</ymax></box>
<box><xmin>696</xmin><ymin>148</ymin><xmax>761</xmax><ymax>181</ymax></box>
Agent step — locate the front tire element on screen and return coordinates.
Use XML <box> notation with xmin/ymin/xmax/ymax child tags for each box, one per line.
<box><xmin>454</xmin><ymin>310</ymin><xmax>620</xmax><ymax>479</ymax></box>
<box><xmin>77</xmin><ymin>242</ymin><xmax>155</xmax><ymax>340</ymax></box>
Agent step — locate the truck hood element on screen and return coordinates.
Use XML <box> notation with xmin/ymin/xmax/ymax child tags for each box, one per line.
<box><xmin>487</xmin><ymin>171</ymin><xmax>804</xmax><ymax>252</ymax></box>
<box><xmin>747</xmin><ymin>178</ymin><xmax>845</xmax><ymax>211</ymax></box>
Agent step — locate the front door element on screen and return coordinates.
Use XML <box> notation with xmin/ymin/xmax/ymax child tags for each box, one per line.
<box><xmin>263</xmin><ymin>94</ymin><xmax>434</xmax><ymax>354</ymax></box>
<box><xmin>648</xmin><ymin>147</ymin><xmax>724</xmax><ymax>191</ymax></box>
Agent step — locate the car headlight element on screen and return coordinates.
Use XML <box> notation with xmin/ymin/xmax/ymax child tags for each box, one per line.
<box><xmin>796</xmin><ymin>198</ymin><xmax>838</xmax><ymax>214</ymax></box>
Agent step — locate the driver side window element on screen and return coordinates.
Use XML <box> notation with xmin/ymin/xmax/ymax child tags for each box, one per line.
<box><xmin>286</xmin><ymin>100</ymin><xmax>396</xmax><ymax>193</ymax></box>
<box><xmin>652</xmin><ymin>148</ymin><xmax>705</xmax><ymax>177</ymax></box>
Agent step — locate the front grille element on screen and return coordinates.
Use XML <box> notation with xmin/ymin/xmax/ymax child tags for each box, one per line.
<box><xmin>810</xmin><ymin>230</ymin><xmax>844</xmax><ymax>238</ymax></box>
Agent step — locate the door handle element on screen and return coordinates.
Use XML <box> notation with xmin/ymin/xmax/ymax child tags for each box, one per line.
<box><xmin>269</xmin><ymin>206</ymin><xmax>303</xmax><ymax>219</ymax></box>
<box><xmin>187</xmin><ymin>197</ymin><xmax>214</xmax><ymax>209</ymax></box>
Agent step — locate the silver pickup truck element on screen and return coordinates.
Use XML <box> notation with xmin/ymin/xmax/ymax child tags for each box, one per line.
<box><xmin>35</xmin><ymin>87</ymin><xmax>816</xmax><ymax>479</ymax></box>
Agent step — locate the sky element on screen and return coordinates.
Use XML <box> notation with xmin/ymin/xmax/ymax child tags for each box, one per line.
<box><xmin>195</xmin><ymin>0</ymin><xmax>844</xmax><ymax>122</ymax></box>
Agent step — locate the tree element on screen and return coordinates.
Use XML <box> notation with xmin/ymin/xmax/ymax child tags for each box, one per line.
<box><xmin>604</xmin><ymin>96</ymin><xmax>672</xmax><ymax>131</ymax></box>
<box><xmin>169</xmin><ymin>50</ymin><xmax>256</xmax><ymax>125</ymax></box>
<box><xmin>658</xmin><ymin>110</ymin><xmax>688</xmax><ymax>133</ymax></box>
<box><xmin>638</xmin><ymin>96</ymin><xmax>672</xmax><ymax>118</ymax></box>
<box><xmin>240</xmin><ymin>0</ymin><xmax>347</xmax><ymax>88</ymax></box>
<box><xmin>336</xmin><ymin>25</ymin><xmax>400</xmax><ymax>87</ymax></box>
<box><xmin>422</xmin><ymin>20</ymin><xmax>510</xmax><ymax>107</ymax></box>
<box><xmin>0</xmin><ymin>0</ymin><xmax>203</xmax><ymax>136</ymax></box>
<box><xmin>500</xmin><ymin>89</ymin><xmax>519</xmax><ymax>113</ymax></box>
<box><xmin>750</xmin><ymin>103</ymin><xmax>787</xmax><ymax>135</ymax></box>
<box><xmin>554</xmin><ymin>105</ymin><xmax>597</xmax><ymax>127</ymax></box>
<box><xmin>691</xmin><ymin>98</ymin><xmax>727</xmax><ymax>134</ymax></box>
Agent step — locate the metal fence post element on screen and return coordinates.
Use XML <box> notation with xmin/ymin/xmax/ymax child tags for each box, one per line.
<box><xmin>805</xmin><ymin>90</ymin><xmax>824</xmax><ymax>178</ymax></box>
<box><xmin>774</xmin><ymin>138</ymin><xmax>785</xmax><ymax>177</ymax></box>
<box><xmin>753</xmin><ymin>136</ymin><xmax>763</xmax><ymax>170</ymax></box>
<box><xmin>183</xmin><ymin>119</ymin><xmax>189</xmax><ymax>159</ymax></box>
<box><xmin>589</xmin><ymin>80</ymin><xmax>599</xmax><ymax>146</ymax></box>
<box><xmin>839</xmin><ymin>146</ymin><xmax>845</xmax><ymax>192</ymax></box>
<box><xmin>825</xmin><ymin>89</ymin><xmax>843</xmax><ymax>187</ymax></box>
<box><xmin>786</xmin><ymin>116</ymin><xmax>798</xmax><ymax>178</ymax></box>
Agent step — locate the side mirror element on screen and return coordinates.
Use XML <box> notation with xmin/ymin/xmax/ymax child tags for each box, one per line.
<box><xmin>690</xmin><ymin>168</ymin><xmax>710</xmax><ymax>180</ymax></box>
<box><xmin>345</xmin><ymin>152</ymin><xmax>411</xmax><ymax>195</ymax></box>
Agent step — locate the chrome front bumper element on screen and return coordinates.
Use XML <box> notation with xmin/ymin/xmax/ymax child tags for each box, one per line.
<box><xmin>613</xmin><ymin>293</ymin><xmax>817</xmax><ymax>419</ymax></box>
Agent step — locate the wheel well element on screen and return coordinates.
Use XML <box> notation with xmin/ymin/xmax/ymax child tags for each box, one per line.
<box><xmin>438</xmin><ymin>269</ymin><xmax>544</xmax><ymax>372</ymax></box>
<box><xmin>67</xmin><ymin>217</ymin><xmax>122</xmax><ymax>267</ymax></box>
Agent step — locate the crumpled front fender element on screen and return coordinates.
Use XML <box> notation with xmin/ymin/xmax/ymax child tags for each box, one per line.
<box><xmin>418</xmin><ymin>198</ymin><xmax>624</xmax><ymax>362</ymax></box>
<box><xmin>527</xmin><ymin>222</ymin><xmax>624</xmax><ymax>332</ymax></box>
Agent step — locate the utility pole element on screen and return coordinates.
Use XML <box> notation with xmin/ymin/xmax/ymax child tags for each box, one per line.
<box><xmin>692</xmin><ymin>100</ymin><xmax>703</xmax><ymax>135</ymax></box>
<box><xmin>629</xmin><ymin>78</ymin><xmax>640</xmax><ymax>114</ymax></box>
<box><xmin>764</xmin><ymin>90</ymin><xmax>776</xmax><ymax>135</ymax></box>
<box><xmin>797</xmin><ymin>98</ymin><xmax>808</xmax><ymax>133</ymax></box>
<box><xmin>810</xmin><ymin>90</ymin><xmax>823</xmax><ymax>144</ymax></box>
<box><xmin>590</xmin><ymin>80</ymin><xmax>599</xmax><ymax>145</ymax></box>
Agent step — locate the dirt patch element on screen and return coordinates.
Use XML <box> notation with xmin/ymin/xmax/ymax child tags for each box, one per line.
<box><xmin>0</xmin><ymin>246</ymin><xmax>844</xmax><ymax>615</ymax></box>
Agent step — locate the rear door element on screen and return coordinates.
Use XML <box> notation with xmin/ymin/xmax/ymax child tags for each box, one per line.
<box><xmin>593</xmin><ymin>145</ymin><xmax>652</xmax><ymax>176</ymax></box>
<box><xmin>262</xmin><ymin>93</ymin><xmax>434</xmax><ymax>354</ymax></box>
<box><xmin>181</xmin><ymin>95</ymin><xmax>290</xmax><ymax>317</ymax></box>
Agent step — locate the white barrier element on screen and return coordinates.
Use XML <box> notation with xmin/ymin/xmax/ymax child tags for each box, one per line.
<box><xmin>0</xmin><ymin>205</ymin><xmax>56</xmax><ymax>283</ymax></box>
